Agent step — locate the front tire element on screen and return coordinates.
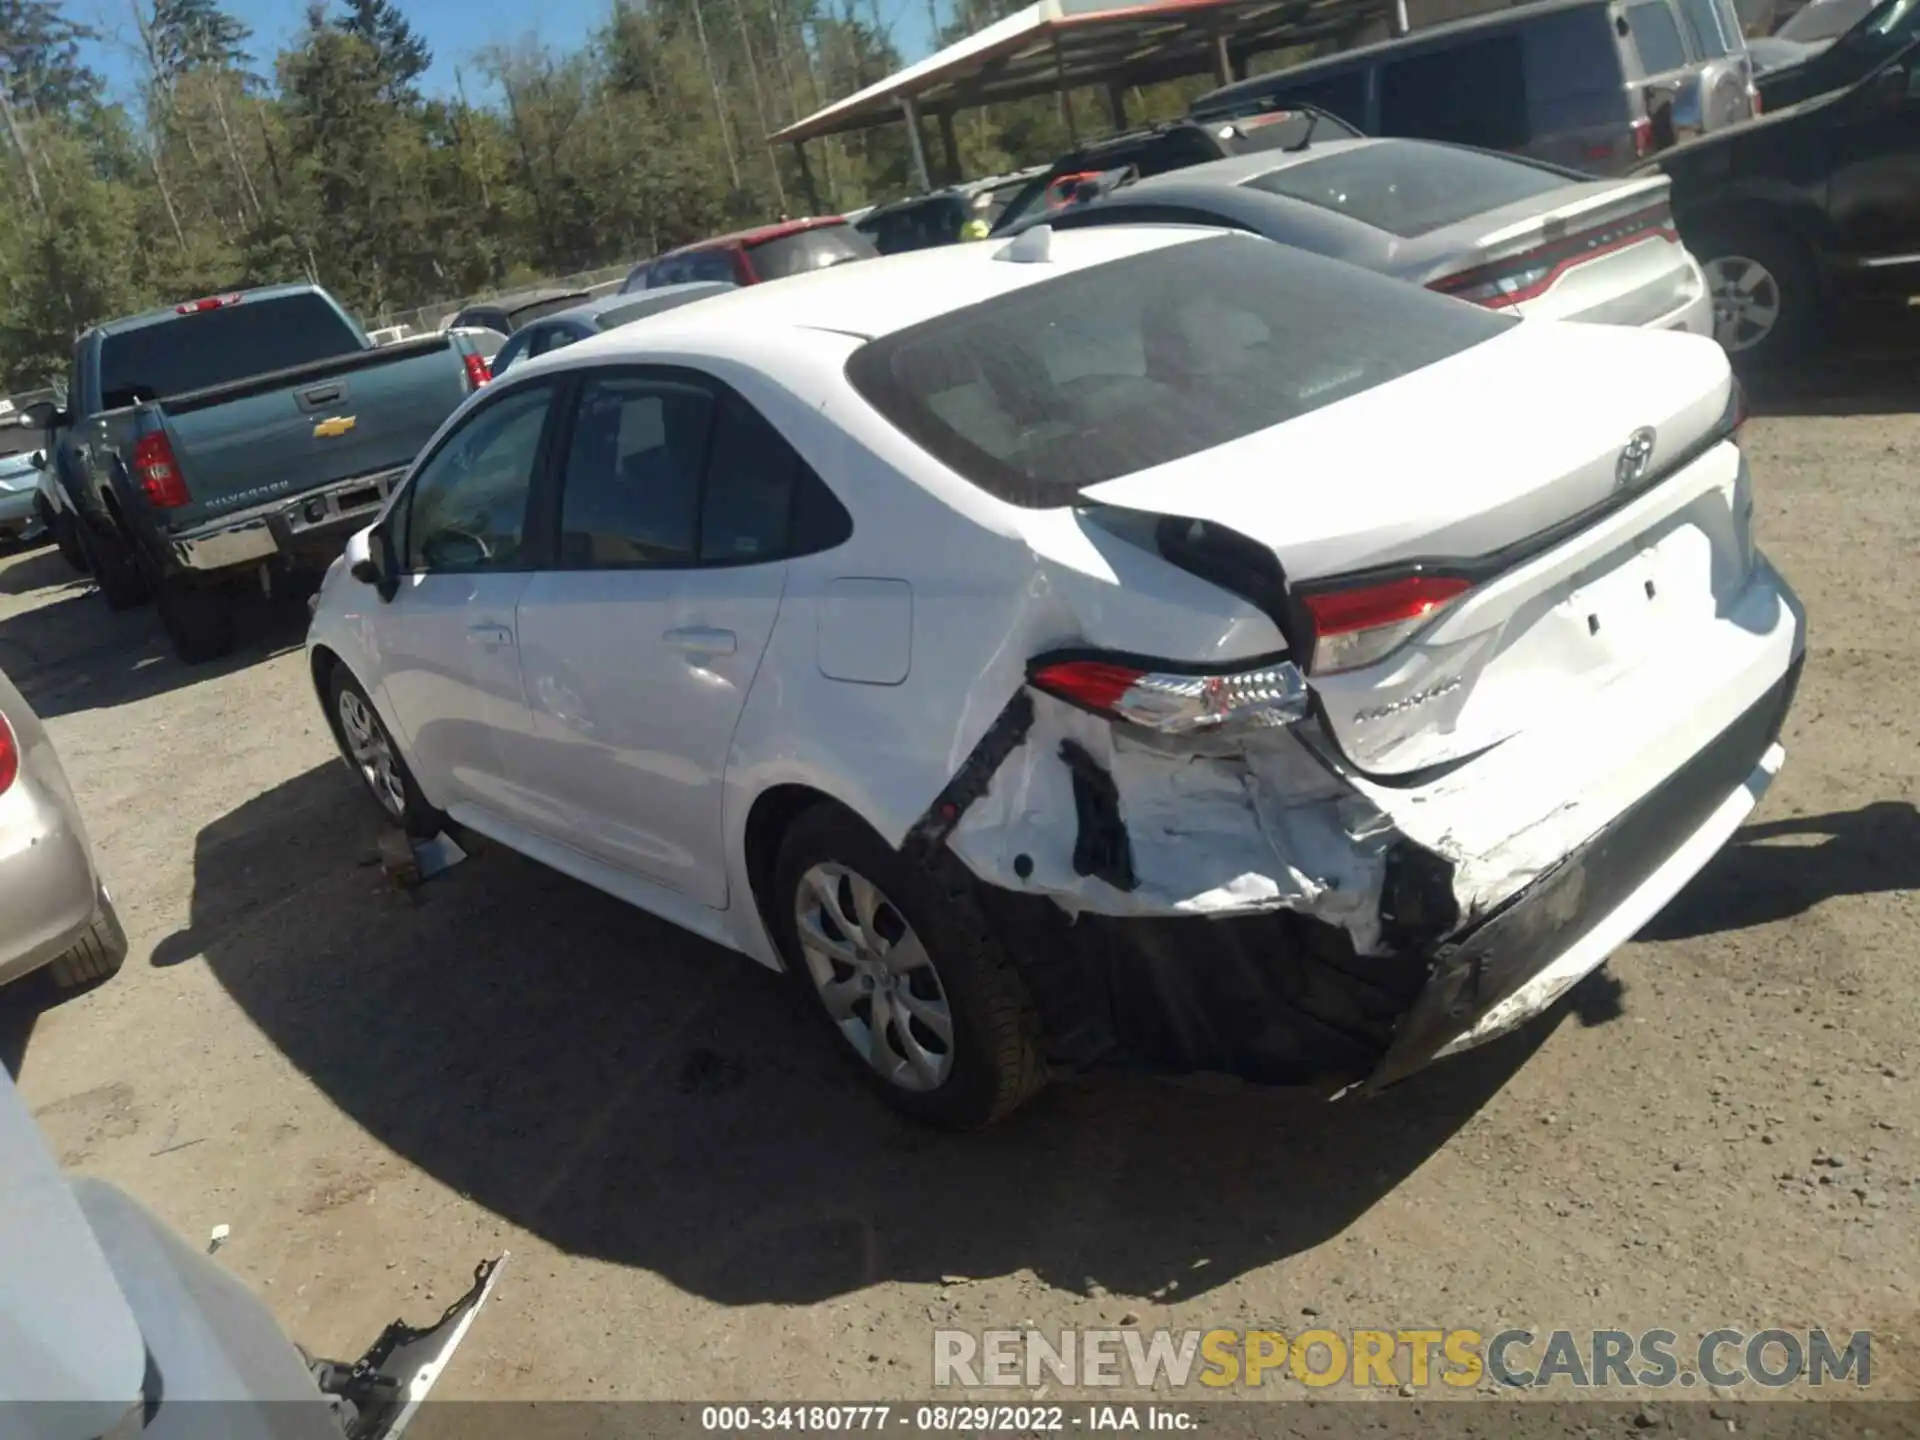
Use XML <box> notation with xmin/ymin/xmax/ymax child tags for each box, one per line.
<box><xmin>770</xmin><ymin>806</ymin><xmax>1046</xmax><ymax>1130</ymax></box>
<box><xmin>1695</xmin><ymin>223</ymin><xmax>1818</xmax><ymax>368</ymax></box>
<box><xmin>327</xmin><ymin>668</ymin><xmax>444</xmax><ymax>838</ymax></box>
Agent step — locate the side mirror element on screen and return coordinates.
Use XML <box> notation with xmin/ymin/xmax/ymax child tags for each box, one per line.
<box><xmin>1867</xmin><ymin>64</ymin><xmax>1911</xmax><ymax>109</ymax></box>
<box><xmin>19</xmin><ymin>400</ymin><xmax>59</xmax><ymax>431</ymax></box>
<box><xmin>29</xmin><ymin>451</ymin><xmax>45</xmax><ymax>470</ymax></box>
<box><xmin>346</xmin><ymin>525</ymin><xmax>400</xmax><ymax>602</ymax></box>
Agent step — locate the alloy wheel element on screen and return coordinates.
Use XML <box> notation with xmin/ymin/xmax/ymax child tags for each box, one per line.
<box><xmin>794</xmin><ymin>863</ymin><xmax>955</xmax><ymax>1092</ymax></box>
<box><xmin>337</xmin><ymin>689</ymin><xmax>407</xmax><ymax>820</ymax></box>
<box><xmin>1705</xmin><ymin>254</ymin><xmax>1783</xmax><ymax>354</ymax></box>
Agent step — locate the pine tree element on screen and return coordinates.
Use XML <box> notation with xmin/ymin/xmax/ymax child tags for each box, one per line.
<box><xmin>332</xmin><ymin>0</ymin><xmax>432</xmax><ymax>106</ymax></box>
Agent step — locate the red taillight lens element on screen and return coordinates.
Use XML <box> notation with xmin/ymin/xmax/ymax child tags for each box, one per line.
<box><xmin>1300</xmin><ymin>574</ymin><xmax>1473</xmax><ymax>675</ymax></box>
<box><xmin>132</xmin><ymin>432</ymin><xmax>190</xmax><ymax>508</ymax></box>
<box><xmin>1029</xmin><ymin>656</ymin><xmax>1309</xmax><ymax>736</ymax></box>
<box><xmin>0</xmin><ymin>711</ymin><xmax>16</xmax><ymax>794</ymax></box>
<box><xmin>1632</xmin><ymin>116</ymin><xmax>1656</xmax><ymax>158</ymax></box>
<box><xmin>463</xmin><ymin>352</ymin><xmax>492</xmax><ymax>388</ymax></box>
<box><xmin>174</xmin><ymin>292</ymin><xmax>242</xmax><ymax>314</ymax></box>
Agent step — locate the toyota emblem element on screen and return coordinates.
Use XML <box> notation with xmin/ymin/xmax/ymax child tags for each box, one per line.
<box><xmin>1617</xmin><ymin>427</ymin><xmax>1657</xmax><ymax>490</ymax></box>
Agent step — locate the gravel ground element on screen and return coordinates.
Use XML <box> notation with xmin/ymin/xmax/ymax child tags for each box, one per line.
<box><xmin>0</xmin><ymin>343</ymin><xmax>1915</xmax><ymax>1407</ymax></box>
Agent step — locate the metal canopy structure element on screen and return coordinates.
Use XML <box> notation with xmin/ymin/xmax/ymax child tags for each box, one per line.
<box><xmin>772</xmin><ymin>0</ymin><xmax>1398</xmax><ymax>194</ymax></box>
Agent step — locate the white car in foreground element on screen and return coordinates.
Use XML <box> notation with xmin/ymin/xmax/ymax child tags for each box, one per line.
<box><xmin>307</xmin><ymin>224</ymin><xmax>1804</xmax><ymax>1129</ymax></box>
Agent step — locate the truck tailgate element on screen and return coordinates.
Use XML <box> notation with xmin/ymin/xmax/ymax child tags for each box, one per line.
<box><xmin>158</xmin><ymin>338</ymin><xmax>469</xmax><ymax>530</ymax></box>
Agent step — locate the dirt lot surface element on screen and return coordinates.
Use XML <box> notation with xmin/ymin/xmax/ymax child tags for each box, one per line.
<box><xmin>1</xmin><ymin>345</ymin><xmax>1917</xmax><ymax>1407</ymax></box>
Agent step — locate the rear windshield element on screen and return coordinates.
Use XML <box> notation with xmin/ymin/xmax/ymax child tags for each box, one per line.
<box><xmin>507</xmin><ymin>294</ymin><xmax>591</xmax><ymax>328</ymax></box>
<box><xmin>1245</xmin><ymin>142</ymin><xmax>1569</xmax><ymax>237</ymax></box>
<box><xmin>746</xmin><ymin>225</ymin><xmax>877</xmax><ymax>280</ymax></box>
<box><xmin>97</xmin><ymin>293</ymin><xmax>362</xmax><ymax>408</ymax></box>
<box><xmin>845</xmin><ymin>233</ymin><xmax>1512</xmax><ymax>508</ymax></box>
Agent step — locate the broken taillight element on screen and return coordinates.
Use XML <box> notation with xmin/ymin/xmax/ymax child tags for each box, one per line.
<box><xmin>1028</xmin><ymin>655</ymin><xmax>1309</xmax><ymax>736</ymax></box>
<box><xmin>1299</xmin><ymin>574</ymin><xmax>1473</xmax><ymax>675</ymax></box>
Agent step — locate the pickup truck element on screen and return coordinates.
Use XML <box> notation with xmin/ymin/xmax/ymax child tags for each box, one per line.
<box><xmin>20</xmin><ymin>284</ymin><xmax>492</xmax><ymax>662</ymax></box>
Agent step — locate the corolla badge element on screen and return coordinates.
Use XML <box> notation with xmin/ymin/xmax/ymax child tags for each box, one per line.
<box><xmin>1616</xmin><ymin>427</ymin><xmax>1657</xmax><ymax>490</ymax></box>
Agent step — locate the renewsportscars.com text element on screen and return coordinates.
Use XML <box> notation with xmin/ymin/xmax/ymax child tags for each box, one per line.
<box><xmin>933</xmin><ymin>1327</ymin><xmax>1872</xmax><ymax>1391</ymax></box>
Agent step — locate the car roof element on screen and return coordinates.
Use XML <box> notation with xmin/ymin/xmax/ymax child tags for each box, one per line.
<box><xmin>528</xmin><ymin>224</ymin><xmax>1217</xmax><ymax>364</ymax></box>
<box><xmin>665</xmin><ymin>215</ymin><xmax>850</xmax><ymax>255</ymax></box>
<box><xmin>1124</xmin><ymin>136</ymin><xmax>1383</xmax><ymax>190</ymax></box>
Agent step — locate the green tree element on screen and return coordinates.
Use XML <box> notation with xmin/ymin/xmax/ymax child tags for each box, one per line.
<box><xmin>333</xmin><ymin>0</ymin><xmax>432</xmax><ymax>106</ymax></box>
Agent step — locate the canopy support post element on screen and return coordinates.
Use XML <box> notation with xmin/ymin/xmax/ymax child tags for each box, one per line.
<box><xmin>898</xmin><ymin>95</ymin><xmax>932</xmax><ymax>192</ymax></box>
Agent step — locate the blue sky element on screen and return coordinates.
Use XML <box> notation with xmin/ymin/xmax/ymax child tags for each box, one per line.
<box><xmin>79</xmin><ymin>0</ymin><xmax>941</xmax><ymax>104</ymax></box>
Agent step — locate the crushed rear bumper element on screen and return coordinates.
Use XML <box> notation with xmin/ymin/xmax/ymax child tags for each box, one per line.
<box><xmin>984</xmin><ymin>653</ymin><xmax>1801</xmax><ymax>1091</ymax></box>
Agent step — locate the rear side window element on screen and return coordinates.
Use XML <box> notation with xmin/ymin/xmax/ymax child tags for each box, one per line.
<box><xmin>699</xmin><ymin>392</ymin><xmax>853</xmax><ymax>562</ymax></box>
<box><xmin>557</xmin><ymin>375</ymin><xmax>714</xmax><ymax>568</ymax></box>
<box><xmin>1627</xmin><ymin>1</ymin><xmax>1691</xmax><ymax>71</ymax></box>
<box><xmin>97</xmin><ymin>293</ymin><xmax>362</xmax><ymax>407</ymax></box>
<box><xmin>1675</xmin><ymin>0</ymin><xmax>1733</xmax><ymax>54</ymax></box>
<box><xmin>1379</xmin><ymin>35</ymin><xmax>1530</xmax><ymax>148</ymax></box>
<box><xmin>846</xmin><ymin>234</ymin><xmax>1512</xmax><ymax>509</ymax></box>
<box><xmin>1245</xmin><ymin>142</ymin><xmax>1568</xmax><ymax>237</ymax></box>
<box><xmin>746</xmin><ymin>225</ymin><xmax>877</xmax><ymax>280</ymax></box>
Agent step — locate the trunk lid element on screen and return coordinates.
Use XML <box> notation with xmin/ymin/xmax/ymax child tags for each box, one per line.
<box><xmin>1079</xmin><ymin>321</ymin><xmax>1740</xmax><ymax>777</ymax></box>
<box><xmin>1422</xmin><ymin>174</ymin><xmax>1701</xmax><ymax>329</ymax></box>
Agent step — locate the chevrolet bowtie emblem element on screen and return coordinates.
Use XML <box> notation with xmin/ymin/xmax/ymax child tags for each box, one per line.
<box><xmin>312</xmin><ymin>415</ymin><xmax>357</xmax><ymax>439</ymax></box>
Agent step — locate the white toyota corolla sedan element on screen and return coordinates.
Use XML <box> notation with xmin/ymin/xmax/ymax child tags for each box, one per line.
<box><xmin>306</xmin><ymin>223</ymin><xmax>1805</xmax><ymax>1130</ymax></box>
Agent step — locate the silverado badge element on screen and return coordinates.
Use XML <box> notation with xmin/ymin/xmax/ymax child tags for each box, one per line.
<box><xmin>312</xmin><ymin>415</ymin><xmax>358</xmax><ymax>439</ymax></box>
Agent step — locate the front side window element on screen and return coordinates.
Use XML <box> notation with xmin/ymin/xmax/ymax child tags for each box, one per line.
<box><xmin>403</xmin><ymin>381</ymin><xmax>553</xmax><ymax>572</ymax></box>
<box><xmin>556</xmin><ymin>375</ymin><xmax>714</xmax><ymax>568</ymax></box>
<box><xmin>1628</xmin><ymin>1</ymin><xmax>1692</xmax><ymax>72</ymax></box>
<box><xmin>846</xmin><ymin>233</ymin><xmax>1513</xmax><ymax>509</ymax></box>
<box><xmin>1245</xmin><ymin>141</ymin><xmax>1567</xmax><ymax>237</ymax></box>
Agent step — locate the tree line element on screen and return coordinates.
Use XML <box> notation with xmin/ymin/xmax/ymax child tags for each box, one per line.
<box><xmin>0</xmin><ymin>0</ymin><xmax>1214</xmax><ymax>390</ymax></box>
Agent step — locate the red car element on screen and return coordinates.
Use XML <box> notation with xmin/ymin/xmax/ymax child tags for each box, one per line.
<box><xmin>622</xmin><ymin>216</ymin><xmax>878</xmax><ymax>292</ymax></box>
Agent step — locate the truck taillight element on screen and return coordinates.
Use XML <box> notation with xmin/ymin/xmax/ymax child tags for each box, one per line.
<box><xmin>1632</xmin><ymin>116</ymin><xmax>1656</xmax><ymax>158</ymax></box>
<box><xmin>132</xmin><ymin>432</ymin><xmax>190</xmax><ymax>508</ymax></box>
<box><xmin>1299</xmin><ymin>574</ymin><xmax>1474</xmax><ymax>675</ymax></box>
<box><xmin>464</xmin><ymin>352</ymin><xmax>492</xmax><ymax>388</ymax></box>
<box><xmin>1028</xmin><ymin>655</ymin><xmax>1309</xmax><ymax>736</ymax></box>
<box><xmin>0</xmin><ymin>711</ymin><xmax>17</xmax><ymax>796</ymax></box>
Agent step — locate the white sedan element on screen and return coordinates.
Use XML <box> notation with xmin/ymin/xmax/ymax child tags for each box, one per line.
<box><xmin>306</xmin><ymin>224</ymin><xmax>1804</xmax><ymax>1129</ymax></box>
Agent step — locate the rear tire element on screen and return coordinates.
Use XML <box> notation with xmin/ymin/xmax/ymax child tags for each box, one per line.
<box><xmin>327</xmin><ymin>667</ymin><xmax>445</xmax><ymax>838</ymax></box>
<box><xmin>1693</xmin><ymin>222</ymin><xmax>1819</xmax><ymax>368</ymax></box>
<box><xmin>47</xmin><ymin>895</ymin><xmax>129</xmax><ymax>989</ymax></box>
<box><xmin>769</xmin><ymin>805</ymin><xmax>1046</xmax><ymax>1130</ymax></box>
<box><xmin>157</xmin><ymin>577</ymin><xmax>235</xmax><ymax>664</ymax></box>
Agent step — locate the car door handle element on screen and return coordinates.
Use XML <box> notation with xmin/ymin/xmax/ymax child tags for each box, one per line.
<box><xmin>469</xmin><ymin>624</ymin><xmax>514</xmax><ymax>647</ymax></box>
<box><xmin>664</xmin><ymin>626</ymin><xmax>737</xmax><ymax>655</ymax></box>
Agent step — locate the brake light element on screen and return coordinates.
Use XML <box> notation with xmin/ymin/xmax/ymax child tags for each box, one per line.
<box><xmin>1632</xmin><ymin>116</ymin><xmax>1656</xmax><ymax>158</ymax></box>
<box><xmin>132</xmin><ymin>431</ymin><xmax>190</xmax><ymax>508</ymax></box>
<box><xmin>463</xmin><ymin>352</ymin><xmax>491</xmax><ymax>388</ymax></box>
<box><xmin>1028</xmin><ymin>655</ymin><xmax>1309</xmax><ymax>736</ymax></box>
<box><xmin>1429</xmin><ymin>203</ymin><xmax>1677</xmax><ymax>309</ymax></box>
<box><xmin>175</xmin><ymin>293</ymin><xmax>243</xmax><ymax>314</ymax></box>
<box><xmin>1300</xmin><ymin>574</ymin><xmax>1473</xmax><ymax>675</ymax></box>
<box><xmin>0</xmin><ymin>711</ymin><xmax>16</xmax><ymax>796</ymax></box>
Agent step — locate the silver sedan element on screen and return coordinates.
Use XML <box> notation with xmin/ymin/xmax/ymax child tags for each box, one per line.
<box><xmin>1037</xmin><ymin>137</ymin><xmax>1714</xmax><ymax>337</ymax></box>
<box><xmin>0</xmin><ymin>667</ymin><xmax>126</xmax><ymax>991</ymax></box>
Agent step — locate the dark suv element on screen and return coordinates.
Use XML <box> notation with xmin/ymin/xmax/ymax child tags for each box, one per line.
<box><xmin>624</xmin><ymin>217</ymin><xmax>878</xmax><ymax>290</ymax></box>
<box><xmin>986</xmin><ymin>110</ymin><xmax>1361</xmax><ymax>236</ymax></box>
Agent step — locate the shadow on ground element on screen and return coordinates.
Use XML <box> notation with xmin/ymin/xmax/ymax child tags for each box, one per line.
<box><xmin>1642</xmin><ymin>800</ymin><xmax>1920</xmax><ymax>941</ymax></box>
<box><xmin>157</xmin><ymin>761</ymin><xmax>1593</xmax><ymax>1308</ymax></box>
<box><xmin>0</xmin><ymin>549</ymin><xmax>310</xmax><ymax>718</ymax></box>
<box><xmin>1744</xmin><ymin>311</ymin><xmax>1920</xmax><ymax>419</ymax></box>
